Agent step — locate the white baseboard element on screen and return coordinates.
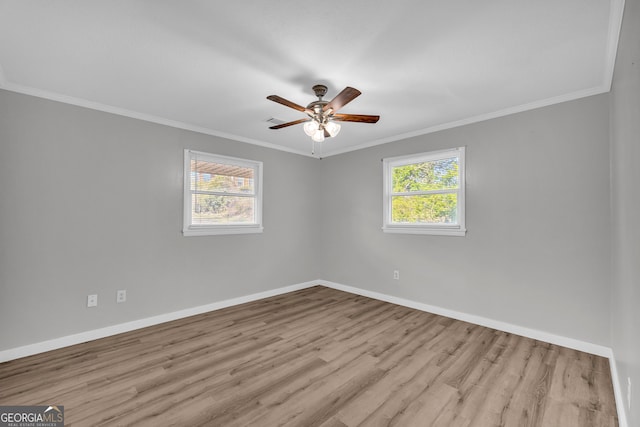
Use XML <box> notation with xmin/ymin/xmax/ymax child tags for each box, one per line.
<box><xmin>608</xmin><ymin>350</ymin><xmax>630</xmax><ymax>427</ymax></box>
<box><xmin>0</xmin><ymin>279</ymin><xmax>611</xmax><ymax>361</ymax></box>
<box><xmin>0</xmin><ymin>278</ymin><xmax>627</xmax><ymax>427</ymax></box>
<box><xmin>0</xmin><ymin>280</ymin><xmax>318</xmax><ymax>363</ymax></box>
<box><xmin>318</xmin><ymin>280</ymin><xmax>611</xmax><ymax>356</ymax></box>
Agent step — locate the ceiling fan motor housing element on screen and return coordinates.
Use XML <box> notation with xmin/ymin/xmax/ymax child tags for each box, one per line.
<box><xmin>308</xmin><ymin>85</ymin><xmax>330</xmax><ymax>113</ymax></box>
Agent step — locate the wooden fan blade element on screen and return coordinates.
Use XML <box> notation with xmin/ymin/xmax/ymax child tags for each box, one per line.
<box><xmin>268</xmin><ymin>118</ymin><xmax>310</xmax><ymax>130</ymax></box>
<box><xmin>332</xmin><ymin>113</ymin><xmax>380</xmax><ymax>123</ymax></box>
<box><xmin>267</xmin><ymin>95</ymin><xmax>312</xmax><ymax>114</ymax></box>
<box><xmin>323</xmin><ymin>87</ymin><xmax>361</xmax><ymax>113</ymax></box>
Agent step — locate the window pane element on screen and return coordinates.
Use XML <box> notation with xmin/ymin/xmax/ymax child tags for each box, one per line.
<box><xmin>191</xmin><ymin>194</ymin><xmax>255</xmax><ymax>224</ymax></box>
<box><xmin>392</xmin><ymin>157</ymin><xmax>459</xmax><ymax>193</ymax></box>
<box><xmin>191</xmin><ymin>160</ymin><xmax>255</xmax><ymax>193</ymax></box>
<box><xmin>391</xmin><ymin>194</ymin><xmax>457</xmax><ymax>224</ymax></box>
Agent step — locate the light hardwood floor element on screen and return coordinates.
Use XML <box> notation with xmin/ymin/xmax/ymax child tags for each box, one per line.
<box><xmin>0</xmin><ymin>286</ymin><xmax>618</xmax><ymax>426</ymax></box>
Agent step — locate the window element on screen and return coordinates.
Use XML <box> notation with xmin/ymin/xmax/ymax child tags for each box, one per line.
<box><xmin>183</xmin><ymin>150</ymin><xmax>263</xmax><ymax>236</ymax></box>
<box><xmin>383</xmin><ymin>147</ymin><xmax>465</xmax><ymax>236</ymax></box>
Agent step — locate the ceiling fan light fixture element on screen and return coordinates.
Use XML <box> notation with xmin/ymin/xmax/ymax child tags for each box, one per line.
<box><xmin>311</xmin><ymin>129</ymin><xmax>325</xmax><ymax>142</ymax></box>
<box><xmin>303</xmin><ymin>120</ymin><xmax>319</xmax><ymax>136</ymax></box>
<box><xmin>325</xmin><ymin>121</ymin><xmax>341</xmax><ymax>137</ymax></box>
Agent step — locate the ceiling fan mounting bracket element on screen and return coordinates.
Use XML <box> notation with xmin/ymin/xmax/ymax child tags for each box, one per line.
<box><xmin>312</xmin><ymin>84</ymin><xmax>328</xmax><ymax>99</ymax></box>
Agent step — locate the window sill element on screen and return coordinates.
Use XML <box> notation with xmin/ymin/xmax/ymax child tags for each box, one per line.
<box><xmin>382</xmin><ymin>225</ymin><xmax>466</xmax><ymax>236</ymax></box>
<box><xmin>183</xmin><ymin>225</ymin><xmax>264</xmax><ymax>237</ymax></box>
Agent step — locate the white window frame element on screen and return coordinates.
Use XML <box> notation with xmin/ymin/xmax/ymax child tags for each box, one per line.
<box><xmin>183</xmin><ymin>149</ymin><xmax>263</xmax><ymax>236</ymax></box>
<box><xmin>383</xmin><ymin>147</ymin><xmax>466</xmax><ymax>236</ymax></box>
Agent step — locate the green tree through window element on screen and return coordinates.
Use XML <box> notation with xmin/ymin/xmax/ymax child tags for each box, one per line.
<box><xmin>391</xmin><ymin>158</ymin><xmax>459</xmax><ymax>223</ymax></box>
<box><xmin>383</xmin><ymin>147</ymin><xmax>465</xmax><ymax>236</ymax></box>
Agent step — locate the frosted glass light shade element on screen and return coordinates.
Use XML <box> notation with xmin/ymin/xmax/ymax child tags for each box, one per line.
<box><xmin>325</xmin><ymin>121</ymin><xmax>341</xmax><ymax>137</ymax></box>
<box><xmin>303</xmin><ymin>120</ymin><xmax>319</xmax><ymax>136</ymax></box>
<box><xmin>312</xmin><ymin>129</ymin><xmax>325</xmax><ymax>142</ymax></box>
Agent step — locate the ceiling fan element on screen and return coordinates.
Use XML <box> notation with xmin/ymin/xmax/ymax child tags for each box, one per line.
<box><xmin>267</xmin><ymin>84</ymin><xmax>380</xmax><ymax>153</ymax></box>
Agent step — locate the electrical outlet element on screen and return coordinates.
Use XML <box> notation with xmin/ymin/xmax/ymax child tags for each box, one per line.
<box><xmin>116</xmin><ymin>289</ymin><xmax>127</xmax><ymax>303</ymax></box>
<box><xmin>87</xmin><ymin>294</ymin><xmax>98</xmax><ymax>307</ymax></box>
<box><xmin>393</xmin><ymin>270</ymin><xmax>400</xmax><ymax>280</ymax></box>
<box><xmin>628</xmin><ymin>377</ymin><xmax>632</xmax><ymax>411</ymax></box>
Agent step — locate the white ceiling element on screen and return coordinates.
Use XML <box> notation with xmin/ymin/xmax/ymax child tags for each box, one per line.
<box><xmin>0</xmin><ymin>1</ymin><xmax>624</xmax><ymax>157</ymax></box>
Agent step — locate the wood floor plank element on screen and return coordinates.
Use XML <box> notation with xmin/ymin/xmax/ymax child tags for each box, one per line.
<box><xmin>0</xmin><ymin>286</ymin><xmax>618</xmax><ymax>426</ymax></box>
<box><xmin>334</xmin><ymin>341</ymin><xmax>439</xmax><ymax>426</ymax></box>
<box><xmin>225</xmin><ymin>353</ymin><xmax>381</xmax><ymax>426</ymax></box>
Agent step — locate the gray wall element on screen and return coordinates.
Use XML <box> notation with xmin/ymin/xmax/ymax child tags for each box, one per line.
<box><xmin>0</xmin><ymin>76</ymin><xmax>620</xmax><ymax>361</ymax></box>
<box><xmin>610</xmin><ymin>0</ymin><xmax>640</xmax><ymax>422</ymax></box>
<box><xmin>318</xmin><ymin>94</ymin><xmax>612</xmax><ymax>346</ymax></box>
<box><xmin>0</xmin><ymin>90</ymin><xmax>322</xmax><ymax>350</ymax></box>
